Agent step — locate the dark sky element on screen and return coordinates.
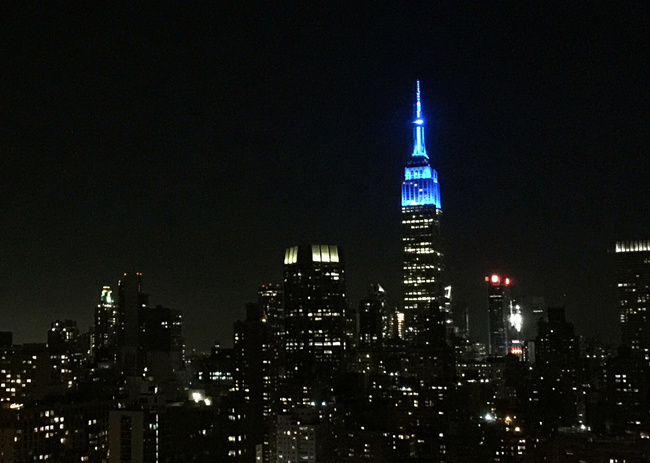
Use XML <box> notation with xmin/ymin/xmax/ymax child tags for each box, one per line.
<box><xmin>2</xmin><ymin>3</ymin><xmax>648</xmax><ymax>350</ymax></box>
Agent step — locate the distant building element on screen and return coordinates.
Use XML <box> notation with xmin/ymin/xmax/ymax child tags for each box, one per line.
<box><xmin>402</xmin><ymin>81</ymin><xmax>444</xmax><ymax>342</ymax></box>
<box><xmin>615</xmin><ymin>240</ymin><xmax>650</xmax><ymax>363</ymax></box>
<box><xmin>486</xmin><ymin>274</ymin><xmax>511</xmax><ymax>357</ymax></box>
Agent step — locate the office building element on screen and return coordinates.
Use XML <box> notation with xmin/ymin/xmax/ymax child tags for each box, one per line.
<box><xmin>283</xmin><ymin>245</ymin><xmax>348</xmax><ymax>385</ymax></box>
<box><xmin>402</xmin><ymin>81</ymin><xmax>444</xmax><ymax>342</ymax></box>
<box><xmin>615</xmin><ymin>240</ymin><xmax>650</xmax><ymax>363</ymax></box>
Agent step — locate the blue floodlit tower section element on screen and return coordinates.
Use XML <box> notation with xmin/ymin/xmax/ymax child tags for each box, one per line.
<box><xmin>401</xmin><ymin>81</ymin><xmax>444</xmax><ymax>342</ymax></box>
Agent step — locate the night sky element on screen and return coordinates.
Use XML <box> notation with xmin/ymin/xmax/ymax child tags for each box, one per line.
<box><xmin>2</xmin><ymin>3</ymin><xmax>649</xmax><ymax>350</ymax></box>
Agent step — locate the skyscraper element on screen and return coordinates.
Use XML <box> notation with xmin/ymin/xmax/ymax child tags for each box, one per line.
<box><xmin>615</xmin><ymin>240</ymin><xmax>650</xmax><ymax>363</ymax></box>
<box><xmin>486</xmin><ymin>274</ymin><xmax>510</xmax><ymax>357</ymax></box>
<box><xmin>283</xmin><ymin>245</ymin><xmax>348</xmax><ymax>383</ymax></box>
<box><xmin>402</xmin><ymin>81</ymin><xmax>444</xmax><ymax>342</ymax></box>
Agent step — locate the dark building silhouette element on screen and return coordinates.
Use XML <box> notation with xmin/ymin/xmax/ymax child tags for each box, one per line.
<box><xmin>47</xmin><ymin>319</ymin><xmax>79</xmax><ymax>353</ymax></box>
<box><xmin>118</xmin><ymin>273</ymin><xmax>149</xmax><ymax>376</ymax></box>
<box><xmin>535</xmin><ymin>306</ymin><xmax>579</xmax><ymax>368</ymax></box>
<box><xmin>358</xmin><ymin>284</ymin><xmax>387</xmax><ymax>347</ymax></box>
<box><xmin>401</xmin><ymin>81</ymin><xmax>444</xmax><ymax>342</ymax></box>
<box><xmin>531</xmin><ymin>306</ymin><xmax>580</xmax><ymax>432</ymax></box>
<box><xmin>0</xmin><ymin>332</ymin><xmax>12</xmax><ymax>348</ymax></box>
<box><xmin>139</xmin><ymin>305</ymin><xmax>184</xmax><ymax>392</ymax></box>
<box><xmin>234</xmin><ymin>288</ymin><xmax>284</xmax><ymax>463</ymax></box>
<box><xmin>452</xmin><ymin>300</ymin><xmax>469</xmax><ymax>340</ymax></box>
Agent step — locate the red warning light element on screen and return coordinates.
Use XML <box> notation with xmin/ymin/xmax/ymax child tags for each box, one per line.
<box><xmin>491</xmin><ymin>274</ymin><xmax>500</xmax><ymax>284</ymax></box>
<box><xmin>505</xmin><ymin>278</ymin><xmax>510</xmax><ymax>285</ymax></box>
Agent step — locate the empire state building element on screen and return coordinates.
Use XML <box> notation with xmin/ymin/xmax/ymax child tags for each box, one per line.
<box><xmin>401</xmin><ymin>81</ymin><xmax>444</xmax><ymax>341</ymax></box>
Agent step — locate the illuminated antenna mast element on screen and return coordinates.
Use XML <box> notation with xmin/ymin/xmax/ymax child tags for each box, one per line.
<box><xmin>412</xmin><ymin>80</ymin><xmax>428</xmax><ymax>158</ymax></box>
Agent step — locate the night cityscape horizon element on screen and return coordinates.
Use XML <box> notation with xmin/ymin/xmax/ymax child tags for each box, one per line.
<box><xmin>2</xmin><ymin>3</ymin><xmax>649</xmax><ymax>353</ymax></box>
<box><xmin>1</xmin><ymin>3</ymin><xmax>649</xmax><ymax>462</ymax></box>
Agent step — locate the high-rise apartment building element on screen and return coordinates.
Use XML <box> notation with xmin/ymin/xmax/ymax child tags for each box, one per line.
<box><xmin>283</xmin><ymin>245</ymin><xmax>348</xmax><ymax>383</ymax></box>
<box><xmin>402</xmin><ymin>81</ymin><xmax>444</xmax><ymax>342</ymax></box>
<box><xmin>486</xmin><ymin>274</ymin><xmax>510</xmax><ymax>357</ymax></box>
<box><xmin>615</xmin><ymin>240</ymin><xmax>650</xmax><ymax>362</ymax></box>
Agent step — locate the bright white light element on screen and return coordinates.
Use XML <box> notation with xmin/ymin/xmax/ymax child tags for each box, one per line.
<box><xmin>509</xmin><ymin>313</ymin><xmax>523</xmax><ymax>333</ymax></box>
<box><xmin>192</xmin><ymin>392</ymin><xmax>204</xmax><ymax>403</ymax></box>
<box><xmin>484</xmin><ymin>413</ymin><xmax>493</xmax><ymax>422</ymax></box>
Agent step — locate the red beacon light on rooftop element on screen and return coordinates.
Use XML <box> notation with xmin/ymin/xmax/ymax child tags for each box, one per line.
<box><xmin>485</xmin><ymin>274</ymin><xmax>511</xmax><ymax>285</ymax></box>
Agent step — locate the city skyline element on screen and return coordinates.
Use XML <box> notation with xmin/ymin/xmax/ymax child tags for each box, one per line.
<box><xmin>2</xmin><ymin>4</ymin><xmax>649</xmax><ymax>350</ymax></box>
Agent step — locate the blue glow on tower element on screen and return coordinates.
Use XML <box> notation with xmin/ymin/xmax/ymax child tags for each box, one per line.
<box><xmin>401</xmin><ymin>81</ymin><xmax>441</xmax><ymax>208</ymax></box>
<box><xmin>412</xmin><ymin>80</ymin><xmax>427</xmax><ymax>158</ymax></box>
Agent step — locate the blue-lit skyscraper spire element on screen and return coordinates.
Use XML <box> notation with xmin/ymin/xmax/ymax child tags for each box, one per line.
<box><xmin>402</xmin><ymin>81</ymin><xmax>441</xmax><ymax>209</ymax></box>
<box><xmin>401</xmin><ymin>81</ymin><xmax>445</xmax><ymax>343</ymax></box>
<box><xmin>412</xmin><ymin>80</ymin><xmax>427</xmax><ymax>158</ymax></box>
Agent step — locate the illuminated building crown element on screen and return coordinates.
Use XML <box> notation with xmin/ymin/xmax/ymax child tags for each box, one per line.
<box><xmin>401</xmin><ymin>81</ymin><xmax>441</xmax><ymax>209</ymax></box>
